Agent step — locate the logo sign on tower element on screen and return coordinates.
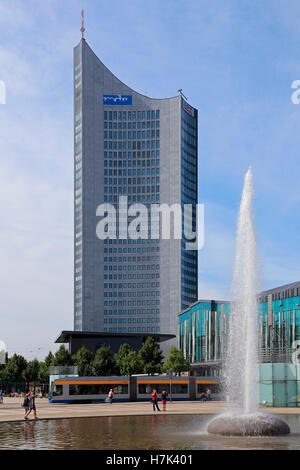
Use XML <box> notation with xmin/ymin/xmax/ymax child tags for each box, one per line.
<box><xmin>182</xmin><ymin>99</ymin><xmax>195</xmax><ymax>117</ymax></box>
<box><xmin>103</xmin><ymin>94</ymin><xmax>132</xmax><ymax>106</ymax></box>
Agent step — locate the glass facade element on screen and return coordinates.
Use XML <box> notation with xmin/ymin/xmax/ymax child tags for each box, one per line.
<box><xmin>179</xmin><ymin>300</ymin><xmax>230</xmax><ymax>366</ymax></box>
<box><xmin>258</xmin><ymin>295</ymin><xmax>300</xmax><ymax>361</ymax></box>
<box><xmin>181</xmin><ymin>101</ymin><xmax>198</xmax><ymax>310</ymax></box>
<box><xmin>258</xmin><ymin>363</ymin><xmax>300</xmax><ymax>407</ymax></box>
<box><xmin>102</xmin><ymin>109</ymin><xmax>161</xmax><ymax>334</ymax></box>
<box><xmin>179</xmin><ymin>283</ymin><xmax>300</xmax><ymax>372</ymax></box>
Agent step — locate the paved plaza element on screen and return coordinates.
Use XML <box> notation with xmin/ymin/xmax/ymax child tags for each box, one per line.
<box><xmin>0</xmin><ymin>398</ymin><xmax>299</xmax><ymax>423</ymax></box>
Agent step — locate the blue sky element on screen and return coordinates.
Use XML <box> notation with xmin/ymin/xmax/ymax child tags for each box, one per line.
<box><xmin>0</xmin><ymin>0</ymin><xmax>299</xmax><ymax>359</ymax></box>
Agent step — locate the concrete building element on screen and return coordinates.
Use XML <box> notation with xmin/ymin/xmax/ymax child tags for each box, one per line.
<box><xmin>73</xmin><ymin>38</ymin><xmax>198</xmax><ymax>353</ymax></box>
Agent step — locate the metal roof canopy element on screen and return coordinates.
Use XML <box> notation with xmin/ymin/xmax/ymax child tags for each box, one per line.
<box><xmin>55</xmin><ymin>330</ymin><xmax>175</xmax><ymax>344</ymax></box>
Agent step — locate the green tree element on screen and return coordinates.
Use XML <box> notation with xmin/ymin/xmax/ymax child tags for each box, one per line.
<box><xmin>123</xmin><ymin>350</ymin><xmax>142</xmax><ymax>376</ymax></box>
<box><xmin>115</xmin><ymin>343</ymin><xmax>131</xmax><ymax>373</ymax></box>
<box><xmin>38</xmin><ymin>361</ymin><xmax>50</xmax><ymax>385</ymax></box>
<box><xmin>24</xmin><ymin>359</ymin><xmax>40</xmax><ymax>387</ymax></box>
<box><xmin>52</xmin><ymin>346</ymin><xmax>73</xmax><ymax>366</ymax></box>
<box><xmin>162</xmin><ymin>347</ymin><xmax>190</xmax><ymax>375</ymax></box>
<box><xmin>0</xmin><ymin>363</ymin><xmax>6</xmax><ymax>380</ymax></box>
<box><xmin>72</xmin><ymin>346</ymin><xmax>94</xmax><ymax>376</ymax></box>
<box><xmin>44</xmin><ymin>351</ymin><xmax>54</xmax><ymax>367</ymax></box>
<box><xmin>36</xmin><ymin>351</ymin><xmax>54</xmax><ymax>390</ymax></box>
<box><xmin>138</xmin><ymin>337</ymin><xmax>163</xmax><ymax>375</ymax></box>
<box><xmin>1</xmin><ymin>354</ymin><xmax>27</xmax><ymax>382</ymax></box>
<box><xmin>115</xmin><ymin>344</ymin><xmax>142</xmax><ymax>376</ymax></box>
<box><xmin>92</xmin><ymin>346</ymin><xmax>118</xmax><ymax>376</ymax></box>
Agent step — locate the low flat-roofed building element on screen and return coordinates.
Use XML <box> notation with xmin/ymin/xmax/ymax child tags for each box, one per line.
<box><xmin>55</xmin><ymin>330</ymin><xmax>175</xmax><ymax>355</ymax></box>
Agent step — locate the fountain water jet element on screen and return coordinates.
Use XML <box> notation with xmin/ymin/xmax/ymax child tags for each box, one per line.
<box><xmin>207</xmin><ymin>167</ymin><xmax>290</xmax><ymax>436</ymax></box>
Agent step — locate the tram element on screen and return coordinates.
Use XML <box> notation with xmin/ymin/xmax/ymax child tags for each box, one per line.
<box><xmin>49</xmin><ymin>375</ymin><xmax>221</xmax><ymax>403</ymax></box>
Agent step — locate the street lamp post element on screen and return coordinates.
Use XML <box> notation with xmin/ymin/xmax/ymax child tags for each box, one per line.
<box><xmin>167</xmin><ymin>368</ymin><xmax>173</xmax><ymax>403</ymax></box>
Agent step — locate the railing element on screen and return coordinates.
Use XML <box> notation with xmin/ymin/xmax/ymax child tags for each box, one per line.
<box><xmin>186</xmin><ymin>348</ymin><xmax>296</xmax><ymax>365</ymax></box>
<box><xmin>257</xmin><ymin>348</ymin><xmax>294</xmax><ymax>363</ymax></box>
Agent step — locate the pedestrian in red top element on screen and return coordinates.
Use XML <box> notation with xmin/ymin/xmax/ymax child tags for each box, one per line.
<box><xmin>151</xmin><ymin>389</ymin><xmax>160</xmax><ymax>411</ymax></box>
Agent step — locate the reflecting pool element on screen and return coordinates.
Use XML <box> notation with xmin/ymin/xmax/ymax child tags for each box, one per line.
<box><xmin>0</xmin><ymin>414</ymin><xmax>300</xmax><ymax>450</ymax></box>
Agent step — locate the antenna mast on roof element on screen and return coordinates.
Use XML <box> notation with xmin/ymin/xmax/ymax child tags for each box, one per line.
<box><xmin>177</xmin><ymin>89</ymin><xmax>188</xmax><ymax>101</ymax></box>
<box><xmin>81</xmin><ymin>9</ymin><xmax>85</xmax><ymax>39</ymax></box>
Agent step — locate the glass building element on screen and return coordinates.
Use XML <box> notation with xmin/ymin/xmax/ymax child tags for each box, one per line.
<box><xmin>73</xmin><ymin>38</ymin><xmax>198</xmax><ymax>352</ymax></box>
<box><xmin>179</xmin><ymin>300</ymin><xmax>231</xmax><ymax>372</ymax></box>
<box><xmin>179</xmin><ymin>281</ymin><xmax>300</xmax><ymax>375</ymax></box>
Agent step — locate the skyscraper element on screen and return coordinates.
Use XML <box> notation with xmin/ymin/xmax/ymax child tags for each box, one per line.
<box><xmin>74</xmin><ymin>38</ymin><xmax>198</xmax><ymax>352</ymax></box>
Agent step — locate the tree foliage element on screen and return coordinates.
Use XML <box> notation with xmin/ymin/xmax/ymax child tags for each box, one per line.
<box><xmin>123</xmin><ymin>350</ymin><xmax>142</xmax><ymax>376</ymax></box>
<box><xmin>24</xmin><ymin>359</ymin><xmax>40</xmax><ymax>385</ymax></box>
<box><xmin>162</xmin><ymin>347</ymin><xmax>190</xmax><ymax>375</ymax></box>
<box><xmin>92</xmin><ymin>346</ymin><xmax>118</xmax><ymax>376</ymax></box>
<box><xmin>44</xmin><ymin>351</ymin><xmax>54</xmax><ymax>367</ymax></box>
<box><xmin>52</xmin><ymin>346</ymin><xmax>73</xmax><ymax>366</ymax></box>
<box><xmin>72</xmin><ymin>346</ymin><xmax>93</xmax><ymax>376</ymax></box>
<box><xmin>115</xmin><ymin>343</ymin><xmax>131</xmax><ymax>374</ymax></box>
<box><xmin>38</xmin><ymin>362</ymin><xmax>50</xmax><ymax>384</ymax></box>
<box><xmin>138</xmin><ymin>337</ymin><xmax>163</xmax><ymax>375</ymax></box>
<box><xmin>0</xmin><ymin>354</ymin><xmax>27</xmax><ymax>382</ymax></box>
<box><xmin>0</xmin><ymin>341</ymin><xmax>191</xmax><ymax>386</ymax></box>
<box><xmin>115</xmin><ymin>344</ymin><xmax>142</xmax><ymax>376</ymax></box>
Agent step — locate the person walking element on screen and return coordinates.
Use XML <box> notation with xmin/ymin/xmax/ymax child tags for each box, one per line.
<box><xmin>161</xmin><ymin>389</ymin><xmax>168</xmax><ymax>412</ymax></box>
<box><xmin>0</xmin><ymin>390</ymin><xmax>3</xmax><ymax>404</ymax></box>
<box><xmin>206</xmin><ymin>388</ymin><xmax>211</xmax><ymax>401</ymax></box>
<box><xmin>24</xmin><ymin>392</ymin><xmax>38</xmax><ymax>420</ymax></box>
<box><xmin>108</xmin><ymin>389</ymin><xmax>114</xmax><ymax>404</ymax></box>
<box><xmin>22</xmin><ymin>392</ymin><xmax>30</xmax><ymax>416</ymax></box>
<box><xmin>151</xmin><ymin>389</ymin><xmax>160</xmax><ymax>411</ymax></box>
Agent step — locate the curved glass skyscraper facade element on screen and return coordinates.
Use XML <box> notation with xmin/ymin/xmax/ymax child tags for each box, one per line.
<box><xmin>73</xmin><ymin>39</ymin><xmax>198</xmax><ymax>352</ymax></box>
<box><xmin>181</xmin><ymin>102</ymin><xmax>198</xmax><ymax>310</ymax></box>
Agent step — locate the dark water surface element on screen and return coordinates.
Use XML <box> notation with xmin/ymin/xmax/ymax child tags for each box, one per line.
<box><xmin>1</xmin><ymin>414</ymin><xmax>300</xmax><ymax>450</ymax></box>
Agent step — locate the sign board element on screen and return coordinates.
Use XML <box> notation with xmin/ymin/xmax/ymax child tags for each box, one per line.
<box><xmin>182</xmin><ymin>99</ymin><xmax>195</xmax><ymax>117</ymax></box>
<box><xmin>103</xmin><ymin>95</ymin><xmax>132</xmax><ymax>106</ymax></box>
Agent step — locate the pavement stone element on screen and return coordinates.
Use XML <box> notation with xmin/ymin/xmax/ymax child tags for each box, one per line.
<box><xmin>0</xmin><ymin>398</ymin><xmax>299</xmax><ymax>423</ymax></box>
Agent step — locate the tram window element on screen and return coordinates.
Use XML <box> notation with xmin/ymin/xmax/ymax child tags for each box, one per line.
<box><xmin>138</xmin><ymin>384</ymin><xmax>170</xmax><ymax>394</ymax></box>
<box><xmin>171</xmin><ymin>384</ymin><xmax>188</xmax><ymax>394</ymax></box>
<box><xmin>69</xmin><ymin>384</ymin><xmax>128</xmax><ymax>395</ymax></box>
<box><xmin>138</xmin><ymin>383</ymin><xmax>188</xmax><ymax>394</ymax></box>
<box><xmin>53</xmin><ymin>385</ymin><xmax>63</xmax><ymax>396</ymax></box>
<box><xmin>197</xmin><ymin>383</ymin><xmax>219</xmax><ymax>394</ymax></box>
